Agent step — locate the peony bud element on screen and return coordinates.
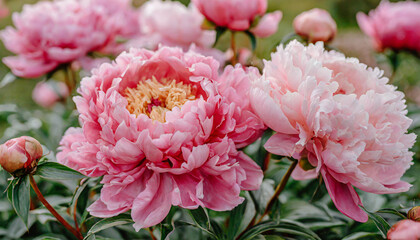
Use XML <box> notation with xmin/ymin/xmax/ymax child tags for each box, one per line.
<box><xmin>32</xmin><ymin>81</ymin><xmax>70</xmax><ymax>108</ymax></box>
<box><xmin>251</xmin><ymin>11</ymin><xmax>282</xmax><ymax>38</ymax></box>
<box><xmin>0</xmin><ymin>0</ymin><xmax>8</xmax><ymax>19</ymax></box>
<box><xmin>387</xmin><ymin>219</ymin><xmax>420</xmax><ymax>240</ymax></box>
<box><xmin>408</xmin><ymin>206</ymin><xmax>420</xmax><ymax>222</ymax></box>
<box><xmin>0</xmin><ymin>136</ymin><xmax>43</xmax><ymax>176</ymax></box>
<box><xmin>293</xmin><ymin>8</ymin><xmax>337</xmax><ymax>43</ymax></box>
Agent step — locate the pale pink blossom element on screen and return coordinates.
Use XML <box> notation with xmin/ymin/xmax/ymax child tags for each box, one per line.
<box><xmin>58</xmin><ymin>47</ymin><xmax>264</xmax><ymax>230</ymax></box>
<box><xmin>293</xmin><ymin>8</ymin><xmax>337</xmax><ymax>43</ymax></box>
<box><xmin>32</xmin><ymin>81</ymin><xmax>70</xmax><ymax>108</ymax></box>
<box><xmin>139</xmin><ymin>0</ymin><xmax>215</xmax><ymax>49</ymax></box>
<box><xmin>0</xmin><ymin>136</ymin><xmax>43</xmax><ymax>176</ymax></box>
<box><xmin>1</xmin><ymin>0</ymin><xmax>139</xmax><ymax>78</ymax></box>
<box><xmin>192</xmin><ymin>0</ymin><xmax>267</xmax><ymax>31</ymax></box>
<box><xmin>250</xmin><ymin>40</ymin><xmax>415</xmax><ymax>222</ymax></box>
<box><xmin>251</xmin><ymin>11</ymin><xmax>282</xmax><ymax>38</ymax></box>
<box><xmin>0</xmin><ymin>0</ymin><xmax>9</xmax><ymax>19</ymax></box>
<box><xmin>357</xmin><ymin>1</ymin><xmax>420</xmax><ymax>52</ymax></box>
<box><xmin>387</xmin><ymin>220</ymin><xmax>420</xmax><ymax>240</ymax></box>
<box><xmin>129</xmin><ymin>0</ymin><xmax>227</xmax><ymax>66</ymax></box>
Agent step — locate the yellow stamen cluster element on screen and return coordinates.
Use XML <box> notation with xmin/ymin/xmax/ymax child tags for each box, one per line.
<box><xmin>124</xmin><ymin>77</ymin><xmax>197</xmax><ymax>122</ymax></box>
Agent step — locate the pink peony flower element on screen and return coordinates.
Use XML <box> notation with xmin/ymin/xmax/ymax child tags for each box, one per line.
<box><xmin>32</xmin><ymin>81</ymin><xmax>70</xmax><ymax>108</ymax></box>
<box><xmin>250</xmin><ymin>40</ymin><xmax>415</xmax><ymax>222</ymax></box>
<box><xmin>129</xmin><ymin>0</ymin><xmax>227</xmax><ymax>67</ymax></box>
<box><xmin>251</xmin><ymin>11</ymin><xmax>282</xmax><ymax>38</ymax></box>
<box><xmin>192</xmin><ymin>0</ymin><xmax>267</xmax><ymax>31</ymax></box>
<box><xmin>0</xmin><ymin>0</ymin><xmax>9</xmax><ymax>19</ymax></box>
<box><xmin>293</xmin><ymin>8</ymin><xmax>337</xmax><ymax>43</ymax></box>
<box><xmin>357</xmin><ymin>1</ymin><xmax>420</xmax><ymax>52</ymax></box>
<box><xmin>387</xmin><ymin>220</ymin><xmax>420</xmax><ymax>240</ymax></box>
<box><xmin>1</xmin><ymin>0</ymin><xmax>139</xmax><ymax>78</ymax></box>
<box><xmin>57</xmin><ymin>47</ymin><xmax>264</xmax><ymax>230</ymax></box>
<box><xmin>0</xmin><ymin>136</ymin><xmax>43</xmax><ymax>176</ymax></box>
<box><xmin>138</xmin><ymin>0</ymin><xmax>215</xmax><ymax>49</ymax></box>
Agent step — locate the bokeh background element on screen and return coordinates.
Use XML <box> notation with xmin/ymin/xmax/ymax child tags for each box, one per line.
<box><xmin>0</xmin><ymin>1</ymin><xmax>419</xmax><ymax>239</ymax></box>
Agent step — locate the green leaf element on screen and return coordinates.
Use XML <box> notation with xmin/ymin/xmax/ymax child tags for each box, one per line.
<box><xmin>12</xmin><ymin>175</ymin><xmax>30</xmax><ymax>228</ymax></box>
<box><xmin>363</xmin><ymin>208</ymin><xmax>391</xmax><ymax>239</ymax></box>
<box><xmin>189</xmin><ymin>207</ymin><xmax>210</xmax><ymax>230</ymax></box>
<box><xmin>210</xmin><ymin>220</ymin><xmax>226</xmax><ymax>240</ymax></box>
<box><xmin>35</xmin><ymin>162</ymin><xmax>85</xmax><ymax>180</ymax></box>
<box><xmin>85</xmin><ymin>214</ymin><xmax>133</xmax><ymax>239</ymax></box>
<box><xmin>245</xmin><ymin>31</ymin><xmax>257</xmax><ymax>51</ymax></box>
<box><xmin>213</xmin><ymin>27</ymin><xmax>227</xmax><ymax>47</ymax></box>
<box><xmin>0</xmin><ymin>73</ymin><xmax>17</xmax><ymax>89</ymax></box>
<box><xmin>160</xmin><ymin>207</ymin><xmax>178</xmax><ymax>240</ymax></box>
<box><xmin>237</xmin><ymin>220</ymin><xmax>321</xmax><ymax>240</ymax></box>
<box><xmin>376</xmin><ymin>208</ymin><xmax>406</xmax><ymax>219</ymax></box>
<box><xmin>341</xmin><ymin>232</ymin><xmax>382</xmax><ymax>240</ymax></box>
<box><xmin>227</xmin><ymin>200</ymin><xmax>247</xmax><ymax>239</ymax></box>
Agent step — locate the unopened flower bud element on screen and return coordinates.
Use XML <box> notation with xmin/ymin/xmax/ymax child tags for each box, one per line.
<box><xmin>408</xmin><ymin>206</ymin><xmax>420</xmax><ymax>222</ymax></box>
<box><xmin>32</xmin><ymin>81</ymin><xmax>70</xmax><ymax>108</ymax></box>
<box><xmin>293</xmin><ymin>8</ymin><xmax>337</xmax><ymax>43</ymax></box>
<box><xmin>0</xmin><ymin>136</ymin><xmax>43</xmax><ymax>176</ymax></box>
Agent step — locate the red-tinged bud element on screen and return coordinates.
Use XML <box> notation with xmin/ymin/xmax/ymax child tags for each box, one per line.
<box><xmin>0</xmin><ymin>136</ymin><xmax>43</xmax><ymax>176</ymax></box>
<box><xmin>408</xmin><ymin>206</ymin><xmax>420</xmax><ymax>222</ymax></box>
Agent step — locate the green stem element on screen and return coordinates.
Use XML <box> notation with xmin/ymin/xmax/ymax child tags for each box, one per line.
<box><xmin>231</xmin><ymin>31</ymin><xmax>237</xmax><ymax>65</ymax></box>
<box><xmin>256</xmin><ymin>160</ymin><xmax>298</xmax><ymax>224</ymax></box>
<box><xmin>29</xmin><ymin>175</ymin><xmax>83</xmax><ymax>240</ymax></box>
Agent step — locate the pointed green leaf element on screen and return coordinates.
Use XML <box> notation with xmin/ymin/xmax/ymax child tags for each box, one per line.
<box><xmin>189</xmin><ymin>207</ymin><xmax>211</xmax><ymax>230</ymax></box>
<box><xmin>12</xmin><ymin>175</ymin><xmax>30</xmax><ymax>227</ymax></box>
<box><xmin>0</xmin><ymin>73</ymin><xmax>17</xmax><ymax>89</ymax></box>
<box><xmin>363</xmin><ymin>208</ymin><xmax>391</xmax><ymax>238</ymax></box>
<box><xmin>213</xmin><ymin>27</ymin><xmax>227</xmax><ymax>47</ymax></box>
<box><xmin>341</xmin><ymin>232</ymin><xmax>382</xmax><ymax>240</ymax></box>
<box><xmin>85</xmin><ymin>214</ymin><xmax>133</xmax><ymax>239</ymax></box>
<box><xmin>35</xmin><ymin>162</ymin><xmax>84</xmax><ymax>180</ymax></box>
<box><xmin>227</xmin><ymin>200</ymin><xmax>247</xmax><ymax>239</ymax></box>
<box><xmin>245</xmin><ymin>31</ymin><xmax>257</xmax><ymax>51</ymax></box>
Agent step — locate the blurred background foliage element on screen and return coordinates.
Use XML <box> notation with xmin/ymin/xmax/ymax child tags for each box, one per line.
<box><xmin>0</xmin><ymin>0</ymin><xmax>419</xmax><ymax>239</ymax></box>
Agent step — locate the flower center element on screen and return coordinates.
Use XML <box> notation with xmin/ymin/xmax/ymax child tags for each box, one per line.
<box><xmin>124</xmin><ymin>77</ymin><xmax>197</xmax><ymax>122</ymax></box>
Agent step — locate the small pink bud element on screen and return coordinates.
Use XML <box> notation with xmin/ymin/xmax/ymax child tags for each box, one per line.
<box><xmin>408</xmin><ymin>206</ymin><xmax>420</xmax><ymax>222</ymax></box>
<box><xmin>0</xmin><ymin>136</ymin><xmax>43</xmax><ymax>176</ymax></box>
<box><xmin>387</xmin><ymin>219</ymin><xmax>420</xmax><ymax>240</ymax></box>
<box><xmin>0</xmin><ymin>0</ymin><xmax>9</xmax><ymax>19</ymax></box>
<box><xmin>293</xmin><ymin>8</ymin><xmax>337</xmax><ymax>43</ymax></box>
<box><xmin>32</xmin><ymin>81</ymin><xmax>70</xmax><ymax>108</ymax></box>
<box><xmin>251</xmin><ymin>11</ymin><xmax>282</xmax><ymax>38</ymax></box>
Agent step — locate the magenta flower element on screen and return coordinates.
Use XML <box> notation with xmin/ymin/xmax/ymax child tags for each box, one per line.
<box><xmin>57</xmin><ymin>47</ymin><xmax>264</xmax><ymax>230</ymax></box>
<box><xmin>1</xmin><ymin>0</ymin><xmax>139</xmax><ymax>78</ymax></box>
<box><xmin>357</xmin><ymin>1</ymin><xmax>420</xmax><ymax>52</ymax></box>
<box><xmin>192</xmin><ymin>0</ymin><xmax>267</xmax><ymax>31</ymax></box>
<box><xmin>250</xmin><ymin>40</ymin><xmax>415</xmax><ymax>222</ymax></box>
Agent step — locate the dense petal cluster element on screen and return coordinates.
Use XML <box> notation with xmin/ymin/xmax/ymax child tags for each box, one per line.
<box><xmin>192</xmin><ymin>0</ymin><xmax>267</xmax><ymax>31</ymax></box>
<box><xmin>0</xmin><ymin>0</ymin><xmax>139</xmax><ymax>78</ymax></box>
<box><xmin>250</xmin><ymin>40</ymin><xmax>415</xmax><ymax>222</ymax></box>
<box><xmin>57</xmin><ymin>47</ymin><xmax>265</xmax><ymax>230</ymax></box>
<box><xmin>357</xmin><ymin>1</ymin><xmax>420</xmax><ymax>52</ymax></box>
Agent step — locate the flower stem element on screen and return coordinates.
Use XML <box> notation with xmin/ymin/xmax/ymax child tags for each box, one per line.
<box><xmin>29</xmin><ymin>175</ymin><xmax>83</xmax><ymax>240</ymax></box>
<box><xmin>231</xmin><ymin>31</ymin><xmax>237</xmax><ymax>65</ymax></box>
<box><xmin>147</xmin><ymin>227</ymin><xmax>157</xmax><ymax>240</ymax></box>
<box><xmin>256</xmin><ymin>159</ymin><xmax>298</xmax><ymax>224</ymax></box>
